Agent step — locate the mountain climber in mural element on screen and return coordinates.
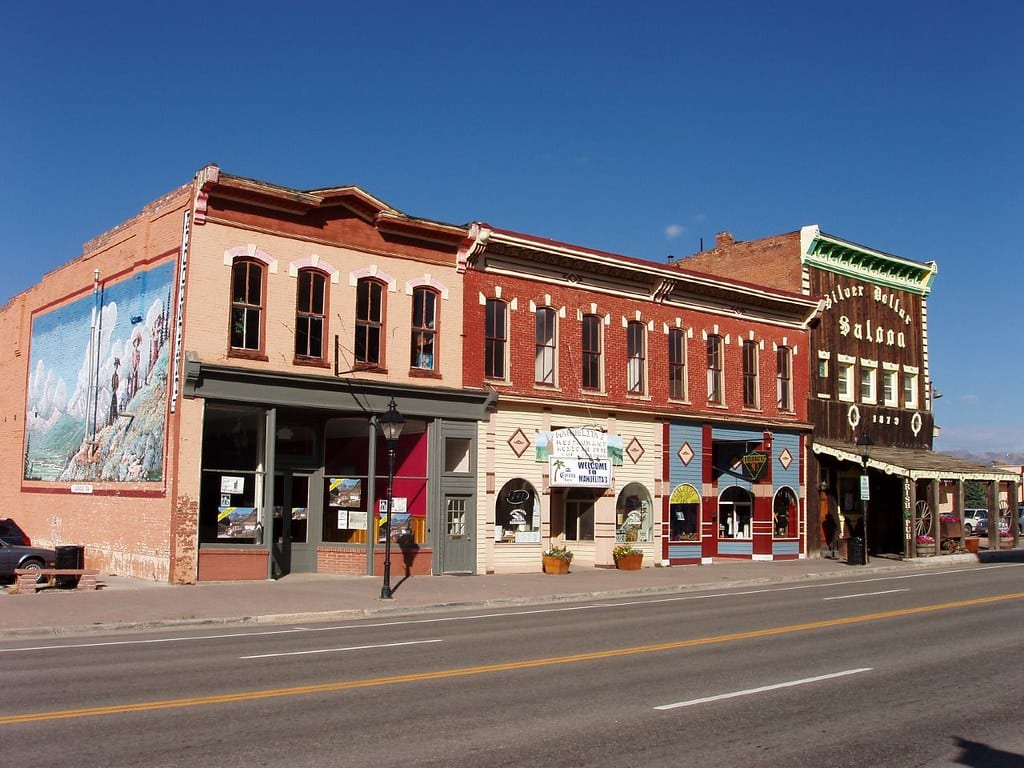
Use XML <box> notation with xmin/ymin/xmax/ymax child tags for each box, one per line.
<box><xmin>109</xmin><ymin>358</ymin><xmax>120</xmax><ymax>426</ymax></box>
<box><xmin>128</xmin><ymin>333</ymin><xmax>142</xmax><ymax>400</ymax></box>
<box><xmin>147</xmin><ymin>310</ymin><xmax>164</xmax><ymax>384</ymax></box>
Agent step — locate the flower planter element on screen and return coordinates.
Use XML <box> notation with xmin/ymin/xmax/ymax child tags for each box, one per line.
<box><xmin>965</xmin><ymin>536</ymin><xmax>980</xmax><ymax>554</ymax></box>
<box><xmin>916</xmin><ymin>544</ymin><xmax>936</xmax><ymax>557</ymax></box>
<box><xmin>614</xmin><ymin>553</ymin><xmax>643</xmax><ymax>570</ymax></box>
<box><xmin>542</xmin><ymin>555</ymin><xmax>570</xmax><ymax>574</ymax></box>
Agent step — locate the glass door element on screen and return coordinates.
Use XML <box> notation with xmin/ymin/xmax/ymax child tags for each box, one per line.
<box><xmin>272</xmin><ymin>471</ymin><xmax>320</xmax><ymax>576</ymax></box>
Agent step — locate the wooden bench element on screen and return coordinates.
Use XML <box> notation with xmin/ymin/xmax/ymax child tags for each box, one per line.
<box><xmin>14</xmin><ymin>568</ymin><xmax>100</xmax><ymax>593</ymax></box>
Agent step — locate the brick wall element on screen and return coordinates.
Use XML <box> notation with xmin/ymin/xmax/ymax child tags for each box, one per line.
<box><xmin>462</xmin><ymin>269</ymin><xmax>809</xmax><ymax>424</ymax></box>
<box><xmin>0</xmin><ymin>187</ymin><xmax>192</xmax><ymax>581</ymax></box>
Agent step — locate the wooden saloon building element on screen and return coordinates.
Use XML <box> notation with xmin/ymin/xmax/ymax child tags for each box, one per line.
<box><xmin>680</xmin><ymin>226</ymin><xmax>1019</xmax><ymax>559</ymax></box>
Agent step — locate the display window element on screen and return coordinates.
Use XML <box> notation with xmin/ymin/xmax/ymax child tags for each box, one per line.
<box><xmin>719</xmin><ymin>486</ymin><xmax>753</xmax><ymax>539</ymax></box>
<box><xmin>199</xmin><ymin>405</ymin><xmax>265</xmax><ymax>544</ymax></box>
<box><xmin>773</xmin><ymin>486</ymin><xmax>798</xmax><ymax>538</ymax></box>
<box><xmin>495</xmin><ymin>478</ymin><xmax>541</xmax><ymax>543</ymax></box>
<box><xmin>669</xmin><ymin>483</ymin><xmax>701</xmax><ymax>541</ymax></box>
<box><xmin>615</xmin><ymin>483</ymin><xmax>653</xmax><ymax>542</ymax></box>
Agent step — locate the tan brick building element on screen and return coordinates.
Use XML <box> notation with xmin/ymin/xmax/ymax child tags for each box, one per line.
<box><xmin>2</xmin><ymin>166</ymin><xmax>493</xmax><ymax>583</ymax></box>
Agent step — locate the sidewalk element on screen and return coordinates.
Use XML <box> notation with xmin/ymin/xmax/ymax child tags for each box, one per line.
<box><xmin>5</xmin><ymin>551</ymin><xmax>1006</xmax><ymax>640</ymax></box>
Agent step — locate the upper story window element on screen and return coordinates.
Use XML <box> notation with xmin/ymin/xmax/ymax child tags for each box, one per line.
<box><xmin>860</xmin><ymin>361</ymin><xmax>877</xmax><ymax>404</ymax></box>
<box><xmin>535</xmin><ymin>307</ymin><xmax>556</xmax><ymax>385</ymax></box>
<box><xmin>706</xmin><ymin>334</ymin><xmax>724</xmax><ymax>405</ymax></box>
<box><xmin>411</xmin><ymin>287</ymin><xmax>438</xmax><ymax>371</ymax></box>
<box><xmin>668</xmin><ymin>328</ymin><xmax>687</xmax><ymax>400</ymax></box>
<box><xmin>776</xmin><ymin>346</ymin><xmax>793</xmax><ymax>411</ymax></box>
<box><xmin>581</xmin><ymin>314</ymin><xmax>602</xmax><ymax>390</ymax></box>
<box><xmin>485</xmin><ymin>298</ymin><xmax>507</xmax><ymax>380</ymax></box>
<box><xmin>837</xmin><ymin>357</ymin><xmax>855</xmax><ymax>402</ymax></box>
<box><xmin>355</xmin><ymin>278</ymin><xmax>385</xmax><ymax>367</ymax></box>
<box><xmin>903</xmin><ymin>368</ymin><xmax>919</xmax><ymax>408</ymax></box>
<box><xmin>295</xmin><ymin>269</ymin><xmax>327</xmax><ymax>361</ymax></box>
<box><xmin>230</xmin><ymin>259</ymin><xmax>265</xmax><ymax>353</ymax></box>
<box><xmin>627</xmin><ymin>321</ymin><xmax>646</xmax><ymax>394</ymax></box>
<box><xmin>742</xmin><ymin>339</ymin><xmax>759</xmax><ymax>408</ymax></box>
<box><xmin>882</xmin><ymin>366</ymin><xmax>899</xmax><ymax>406</ymax></box>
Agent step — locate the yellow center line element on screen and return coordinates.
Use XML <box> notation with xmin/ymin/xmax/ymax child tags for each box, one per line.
<box><xmin>3</xmin><ymin>591</ymin><xmax>1022</xmax><ymax>725</ymax></box>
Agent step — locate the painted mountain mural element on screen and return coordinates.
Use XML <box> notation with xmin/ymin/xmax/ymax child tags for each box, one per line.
<box><xmin>24</xmin><ymin>262</ymin><xmax>175</xmax><ymax>482</ymax></box>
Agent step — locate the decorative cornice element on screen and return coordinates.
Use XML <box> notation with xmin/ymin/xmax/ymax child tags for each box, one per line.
<box><xmin>800</xmin><ymin>225</ymin><xmax>937</xmax><ymax>295</ymax></box>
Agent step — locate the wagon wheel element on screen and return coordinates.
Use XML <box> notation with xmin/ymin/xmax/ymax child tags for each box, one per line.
<box><xmin>914</xmin><ymin>500</ymin><xmax>933</xmax><ymax>537</ymax></box>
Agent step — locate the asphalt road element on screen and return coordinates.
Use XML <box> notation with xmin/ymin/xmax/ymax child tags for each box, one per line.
<box><xmin>3</xmin><ymin>562</ymin><xmax>1023</xmax><ymax>767</ymax></box>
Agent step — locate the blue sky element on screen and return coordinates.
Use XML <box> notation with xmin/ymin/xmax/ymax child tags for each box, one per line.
<box><xmin>2</xmin><ymin>1</ymin><xmax>1020</xmax><ymax>454</ymax></box>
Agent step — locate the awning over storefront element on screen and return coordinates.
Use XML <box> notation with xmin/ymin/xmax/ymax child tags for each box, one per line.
<box><xmin>812</xmin><ymin>438</ymin><xmax>1016</xmax><ymax>482</ymax></box>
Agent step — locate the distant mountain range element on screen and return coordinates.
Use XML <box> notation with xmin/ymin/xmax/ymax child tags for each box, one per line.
<box><xmin>938</xmin><ymin>449</ymin><xmax>1024</xmax><ymax>467</ymax></box>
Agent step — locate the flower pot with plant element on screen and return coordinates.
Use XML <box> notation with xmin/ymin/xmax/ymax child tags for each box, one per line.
<box><xmin>613</xmin><ymin>544</ymin><xmax>643</xmax><ymax>570</ymax></box>
<box><xmin>542</xmin><ymin>545</ymin><xmax>573</xmax><ymax>574</ymax></box>
<box><xmin>916</xmin><ymin>534</ymin><xmax>936</xmax><ymax>556</ymax></box>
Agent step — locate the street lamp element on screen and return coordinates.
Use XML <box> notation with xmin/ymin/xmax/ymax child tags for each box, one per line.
<box><xmin>378</xmin><ymin>398</ymin><xmax>405</xmax><ymax>599</ymax></box>
<box><xmin>855</xmin><ymin>431</ymin><xmax>874</xmax><ymax>565</ymax></box>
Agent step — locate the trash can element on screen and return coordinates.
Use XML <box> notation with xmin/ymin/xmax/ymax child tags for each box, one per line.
<box><xmin>847</xmin><ymin>536</ymin><xmax>866</xmax><ymax>566</ymax></box>
<box><xmin>54</xmin><ymin>544</ymin><xmax>85</xmax><ymax>587</ymax></box>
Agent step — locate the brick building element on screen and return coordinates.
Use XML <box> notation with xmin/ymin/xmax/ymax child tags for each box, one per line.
<box><xmin>460</xmin><ymin>227</ymin><xmax>821</xmax><ymax>570</ymax></box>
<box><xmin>679</xmin><ymin>227</ymin><xmax>1017</xmax><ymax>559</ymax></box>
<box><xmin>2</xmin><ymin>166</ymin><xmax>493</xmax><ymax>583</ymax></box>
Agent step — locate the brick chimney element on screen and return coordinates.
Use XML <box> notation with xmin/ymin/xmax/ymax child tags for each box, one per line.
<box><xmin>715</xmin><ymin>231</ymin><xmax>734</xmax><ymax>249</ymax></box>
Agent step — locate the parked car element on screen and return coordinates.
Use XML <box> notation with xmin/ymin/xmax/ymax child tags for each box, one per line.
<box><xmin>0</xmin><ymin>539</ymin><xmax>56</xmax><ymax>581</ymax></box>
<box><xmin>0</xmin><ymin>518</ymin><xmax>31</xmax><ymax>546</ymax></box>
<box><xmin>963</xmin><ymin>508</ymin><xmax>1012</xmax><ymax>537</ymax></box>
<box><xmin>962</xmin><ymin>509</ymin><xmax>988</xmax><ymax>536</ymax></box>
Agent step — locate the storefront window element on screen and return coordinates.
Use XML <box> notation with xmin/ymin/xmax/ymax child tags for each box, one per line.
<box><xmin>669</xmin><ymin>483</ymin><xmax>701</xmax><ymax>541</ymax></box>
<box><xmin>774</xmin><ymin>489</ymin><xmax>798</xmax><ymax>536</ymax></box>
<box><xmin>374</xmin><ymin>420</ymin><xmax>429</xmax><ymax>545</ymax></box>
<box><xmin>719</xmin><ymin>486</ymin><xmax>753</xmax><ymax>539</ymax></box>
<box><xmin>773</xmin><ymin>486</ymin><xmax>798</xmax><ymax>538</ymax></box>
<box><xmin>495</xmin><ymin>478</ymin><xmax>541</xmax><ymax>543</ymax></box>
<box><xmin>199</xmin><ymin>405</ymin><xmax>264</xmax><ymax>543</ymax></box>
<box><xmin>323</xmin><ymin>417</ymin><xmax>370</xmax><ymax>544</ymax></box>
<box><xmin>615</xmin><ymin>483</ymin><xmax>653</xmax><ymax>542</ymax></box>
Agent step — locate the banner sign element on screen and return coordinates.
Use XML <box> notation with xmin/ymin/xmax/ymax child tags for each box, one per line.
<box><xmin>549</xmin><ymin>457</ymin><xmax>611</xmax><ymax>488</ymax></box>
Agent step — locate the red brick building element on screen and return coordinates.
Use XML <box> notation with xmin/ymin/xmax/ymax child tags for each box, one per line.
<box><xmin>460</xmin><ymin>227</ymin><xmax>821</xmax><ymax>570</ymax></box>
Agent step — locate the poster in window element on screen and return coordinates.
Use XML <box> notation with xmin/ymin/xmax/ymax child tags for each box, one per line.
<box><xmin>348</xmin><ymin>510</ymin><xmax>368</xmax><ymax>530</ymax></box>
<box><xmin>328</xmin><ymin>477</ymin><xmax>362</xmax><ymax>508</ymax></box>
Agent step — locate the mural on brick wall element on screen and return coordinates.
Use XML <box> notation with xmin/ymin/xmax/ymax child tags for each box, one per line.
<box><xmin>24</xmin><ymin>262</ymin><xmax>175</xmax><ymax>482</ymax></box>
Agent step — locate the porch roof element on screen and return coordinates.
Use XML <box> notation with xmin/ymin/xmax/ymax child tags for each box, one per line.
<box><xmin>812</xmin><ymin>438</ymin><xmax>1017</xmax><ymax>483</ymax></box>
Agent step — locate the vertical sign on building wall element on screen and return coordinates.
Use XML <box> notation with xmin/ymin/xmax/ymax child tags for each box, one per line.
<box><xmin>170</xmin><ymin>210</ymin><xmax>190</xmax><ymax>412</ymax></box>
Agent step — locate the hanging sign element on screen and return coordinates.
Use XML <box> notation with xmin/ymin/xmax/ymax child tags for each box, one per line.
<box><xmin>741</xmin><ymin>451</ymin><xmax>768</xmax><ymax>480</ymax></box>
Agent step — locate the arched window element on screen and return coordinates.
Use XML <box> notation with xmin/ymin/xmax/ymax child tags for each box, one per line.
<box><xmin>295</xmin><ymin>268</ymin><xmax>327</xmax><ymax>361</ymax></box>
<box><xmin>669</xmin><ymin>483</ymin><xmax>701</xmax><ymax>541</ymax></box>
<box><xmin>495</xmin><ymin>478</ymin><xmax>540</xmax><ymax>543</ymax></box>
<box><xmin>355</xmin><ymin>278</ymin><xmax>385</xmax><ymax>366</ymax></box>
<box><xmin>719</xmin><ymin>486</ymin><xmax>753</xmax><ymax>539</ymax></box>
<box><xmin>773</xmin><ymin>486</ymin><xmax>798</xmax><ymax>538</ymax></box>
<box><xmin>230</xmin><ymin>259</ymin><xmax>265</xmax><ymax>353</ymax></box>
<box><xmin>616</xmin><ymin>483</ymin><xmax>653</xmax><ymax>542</ymax></box>
<box><xmin>411</xmin><ymin>287</ymin><xmax>439</xmax><ymax>371</ymax></box>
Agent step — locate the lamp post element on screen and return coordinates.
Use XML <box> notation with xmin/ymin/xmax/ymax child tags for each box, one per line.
<box><xmin>378</xmin><ymin>398</ymin><xmax>405</xmax><ymax>599</ymax></box>
<box><xmin>855</xmin><ymin>431</ymin><xmax>874</xmax><ymax>565</ymax></box>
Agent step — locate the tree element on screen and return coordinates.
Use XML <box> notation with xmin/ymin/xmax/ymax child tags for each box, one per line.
<box><xmin>965</xmin><ymin>480</ymin><xmax>989</xmax><ymax>508</ymax></box>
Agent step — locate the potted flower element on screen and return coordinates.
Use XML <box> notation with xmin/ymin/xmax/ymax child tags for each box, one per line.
<box><xmin>613</xmin><ymin>543</ymin><xmax>643</xmax><ymax>570</ymax></box>
<box><xmin>542</xmin><ymin>545</ymin><xmax>573</xmax><ymax>574</ymax></box>
<box><xmin>916</xmin><ymin>533</ymin><xmax>936</xmax><ymax>556</ymax></box>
